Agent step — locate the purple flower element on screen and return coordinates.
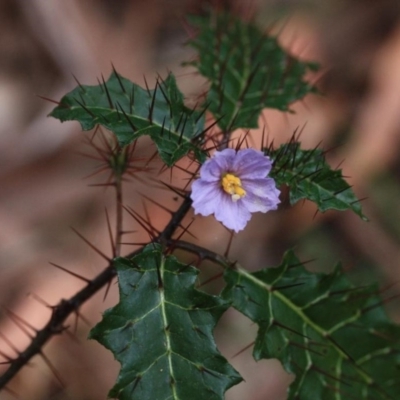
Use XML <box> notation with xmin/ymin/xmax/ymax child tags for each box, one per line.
<box><xmin>191</xmin><ymin>148</ymin><xmax>280</xmax><ymax>232</ymax></box>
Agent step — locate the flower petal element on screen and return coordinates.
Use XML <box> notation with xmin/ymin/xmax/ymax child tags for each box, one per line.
<box><xmin>200</xmin><ymin>158</ymin><xmax>223</xmax><ymax>182</ymax></box>
<box><xmin>232</xmin><ymin>148</ymin><xmax>272</xmax><ymax>178</ymax></box>
<box><xmin>191</xmin><ymin>179</ymin><xmax>222</xmax><ymax>216</ymax></box>
<box><xmin>214</xmin><ymin>194</ymin><xmax>251</xmax><ymax>232</ymax></box>
<box><xmin>212</xmin><ymin>149</ymin><xmax>236</xmax><ymax>171</ymax></box>
<box><xmin>242</xmin><ymin>178</ymin><xmax>280</xmax><ymax>199</ymax></box>
<box><xmin>241</xmin><ymin>190</ymin><xmax>280</xmax><ymax>213</ymax></box>
<box><xmin>241</xmin><ymin>177</ymin><xmax>280</xmax><ymax>213</ymax></box>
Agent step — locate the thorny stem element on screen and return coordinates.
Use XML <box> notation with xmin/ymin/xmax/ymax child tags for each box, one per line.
<box><xmin>115</xmin><ymin>176</ymin><xmax>123</xmax><ymax>257</ymax></box>
<box><xmin>0</xmin><ymin>192</ymin><xmax>194</xmax><ymax>390</ymax></box>
<box><xmin>159</xmin><ymin>194</ymin><xmax>193</xmax><ymax>245</ymax></box>
<box><xmin>0</xmin><ymin>127</ymin><xmax>233</xmax><ymax>390</ymax></box>
<box><xmin>170</xmin><ymin>239</ymin><xmax>230</xmax><ymax>268</ymax></box>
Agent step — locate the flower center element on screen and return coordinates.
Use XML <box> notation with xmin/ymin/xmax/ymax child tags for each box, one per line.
<box><xmin>221</xmin><ymin>173</ymin><xmax>246</xmax><ymax>202</ymax></box>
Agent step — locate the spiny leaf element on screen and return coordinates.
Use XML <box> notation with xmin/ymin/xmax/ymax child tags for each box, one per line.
<box><xmin>50</xmin><ymin>73</ymin><xmax>206</xmax><ymax>166</ymax></box>
<box><xmin>187</xmin><ymin>13</ymin><xmax>318</xmax><ymax>132</ymax></box>
<box><xmin>267</xmin><ymin>142</ymin><xmax>367</xmax><ymax>220</ymax></box>
<box><xmin>222</xmin><ymin>250</ymin><xmax>400</xmax><ymax>400</ymax></box>
<box><xmin>89</xmin><ymin>246</ymin><xmax>241</xmax><ymax>400</ymax></box>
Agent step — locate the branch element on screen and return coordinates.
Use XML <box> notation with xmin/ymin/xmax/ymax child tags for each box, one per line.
<box><xmin>0</xmin><ymin>195</ymin><xmax>193</xmax><ymax>390</ymax></box>
<box><xmin>0</xmin><ymin>121</ymin><xmax>233</xmax><ymax>389</ymax></box>
<box><xmin>170</xmin><ymin>239</ymin><xmax>230</xmax><ymax>268</ymax></box>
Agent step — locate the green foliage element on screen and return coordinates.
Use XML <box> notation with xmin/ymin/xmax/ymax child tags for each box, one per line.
<box><xmin>50</xmin><ymin>72</ymin><xmax>206</xmax><ymax>166</ymax></box>
<box><xmin>222</xmin><ymin>250</ymin><xmax>400</xmax><ymax>399</ymax></box>
<box><xmin>187</xmin><ymin>13</ymin><xmax>318</xmax><ymax>132</ymax></box>
<box><xmin>89</xmin><ymin>246</ymin><xmax>241</xmax><ymax>400</ymax></box>
<box><xmin>267</xmin><ymin>142</ymin><xmax>367</xmax><ymax>219</ymax></box>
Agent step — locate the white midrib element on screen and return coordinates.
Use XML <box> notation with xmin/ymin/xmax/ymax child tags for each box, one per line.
<box><xmin>237</xmin><ymin>266</ymin><xmax>373</xmax><ymax>386</ymax></box>
<box><xmin>69</xmin><ymin>104</ymin><xmax>193</xmax><ymax>145</ymax></box>
<box><xmin>159</xmin><ymin>257</ymin><xmax>179</xmax><ymax>400</ymax></box>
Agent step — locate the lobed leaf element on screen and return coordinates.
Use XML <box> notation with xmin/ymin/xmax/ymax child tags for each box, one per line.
<box><xmin>90</xmin><ymin>246</ymin><xmax>241</xmax><ymax>400</ymax></box>
<box><xmin>187</xmin><ymin>13</ymin><xmax>318</xmax><ymax>132</ymax></box>
<box><xmin>222</xmin><ymin>250</ymin><xmax>400</xmax><ymax>399</ymax></box>
<box><xmin>267</xmin><ymin>142</ymin><xmax>367</xmax><ymax>219</ymax></box>
<box><xmin>50</xmin><ymin>72</ymin><xmax>206</xmax><ymax>166</ymax></box>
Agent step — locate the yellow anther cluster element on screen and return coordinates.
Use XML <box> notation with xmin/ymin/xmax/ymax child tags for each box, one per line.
<box><xmin>221</xmin><ymin>173</ymin><xmax>246</xmax><ymax>202</ymax></box>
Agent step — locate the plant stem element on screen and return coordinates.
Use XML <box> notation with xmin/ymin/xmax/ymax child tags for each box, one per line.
<box><xmin>115</xmin><ymin>176</ymin><xmax>123</xmax><ymax>257</ymax></box>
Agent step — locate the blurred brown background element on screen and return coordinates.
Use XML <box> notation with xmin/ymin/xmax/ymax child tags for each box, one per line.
<box><xmin>1</xmin><ymin>0</ymin><xmax>400</xmax><ymax>399</ymax></box>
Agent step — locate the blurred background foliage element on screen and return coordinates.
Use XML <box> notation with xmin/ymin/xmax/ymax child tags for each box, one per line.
<box><xmin>1</xmin><ymin>0</ymin><xmax>400</xmax><ymax>399</ymax></box>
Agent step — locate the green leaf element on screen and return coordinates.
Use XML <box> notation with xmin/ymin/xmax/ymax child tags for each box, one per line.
<box><xmin>222</xmin><ymin>250</ymin><xmax>400</xmax><ymax>399</ymax></box>
<box><xmin>267</xmin><ymin>142</ymin><xmax>367</xmax><ymax>219</ymax></box>
<box><xmin>187</xmin><ymin>13</ymin><xmax>318</xmax><ymax>132</ymax></box>
<box><xmin>90</xmin><ymin>246</ymin><xmax>241</xmax><ymax>399</ymax></box>
<box><xmin>50</xmin><ymin>72</ymin><xmax>206</xmax><ymax>166</ymax></box>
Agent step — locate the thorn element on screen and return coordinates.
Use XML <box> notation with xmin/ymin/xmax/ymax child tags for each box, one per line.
<box><xmin>362</xmin><ymin>293</ymin><xmax>400</xmax><ymax>314</ymax></box>
<box><xmin>157</xmin><ymin>181</ymin><xmax>187</xmax><ymax>197</ymax></box>
<box><xmin>198</xmin><ymin>116</ymin><xmax>225</xmax><ymax>138</ymax></box>
<box><xmin>129</xmin><ymin>84</ymin><xmax>135</xmax><ymax>113</ymax></box>
<box><xmin>73</xmin><ymin>98</ymin><xmax>96</xmax><ymax>118</ymax></box>
<box><xmin>156</xmin><ymin>79</ymin><xmax>171</xmax><ymax>109</ymax></box>
<box><xmin>143</xmin><ymin>75</ymin><xmax>151</xmax><ymax>96</ymax></box>
<box><xmin>178</xmin><ymin>159</ymin><xmax>198</xmax><ymax>179</ymax></box>
<box><xmin>73</xmin><ymin>307</ymin><xmax>91</xmax><ymax>329</ymax></box>
<box><xmin>325</xmin><ymin>334</ymin><xmax>355</xmax><ymax>363</ymax></box>
<box><xmin>130</xmin><ymin>376</ymin><xmax>141</xmax><ymax>396</ymax></box>
<box><xmin>232</xmin><ymin>341</ymin><xmax>254</xmax><ymax>358</ymax></box>
<box><xmin>148</xmin><ymin>81</ymin><xmax>158</xmax><ymax>124</ymax></box>
<box><xmin>310</xmin><ymin>364</ymin><xmax>351</xmax><ymax>386</ymax></box>
<box><xmin>63</xmin><ymin>326</ymin><xmax>81</xmax><ymax>344</ymax></box>
<box><xmin>194</xmin><ymin>104</ymin><xmax>208</xmax><ymax>126</ymax></box>
<box><xmin>333</xmin><ymin>186</ymin><xmax>352</xmax><ymax>196</ymax></box>
<box><xmin>198</xmin><ymin>272</ymin><xmax>224</xmax><ymax>288</ymax></box>
<box><xmin>49</xmin><ymin>262</ymin><xmax>91</xmax><ymax>283</ymax></box>
<box><xmin>105</xmin><ymin>209</ymin><xmax>116</xmax><ymax>258</ymax></box>
<box><xmin>88</xmin><ymin>182</ymin><xmax>116</xmax><ymax>188</ymax></box>
<box><xmin>287</xmin><ymin>258</ymin><xmax>316</xmax><ymax>269</ymax></box>
<box><xmin>71</xmin><ymin>73</ymin><xmax>86</xmax><ymax>92</ymax></box>
<box><xmin>141</xmin><ymin>200</ymin><xmax>158</xmax><ymax>237</ymax></box>
<box><xmin>177</xmin><ymin>260</ymin><xmax>195</xmax><ymax>273</ymax></box>
<box><xmin>272</xmin><ymin>320</ymin><xmax>310</xmax><ymax>339</ymax></box>
<box><xmin>123</xmin><ymin>206</ymin><xmax>158</xmax><ymax>240</ymax></box>
<box><xmin>271</xmin><ymin>282</ymin><xmax>305</xmax><ymax>291</ymax></box>
<box><xmin>111</xmin><ymin>63</ymin><xmax>127</xmax><ymax>93</ymax></box>
<box><xmin>36</xmin><ymin>95</ymin><xmax>69</xmax><ymax>108</ymax></box>
<box><xmin>103</xmin><ymin>278</ymin><xmax>114</xmax><ymax>302</ymax></box>
<box><xmin>71</xmin><ymin>227</ymin><xmax>112</xmax><ymax>262</ymax></box>
<box><xmin>28</xmin><ymin>292</ymin><xmax>52</xmax><ymax>308</ymax></box>
<box><xmin>4</xmin><ymin>309</ymin><xmax>36</xmax><ymax>338</ymax></box>
<box><xmin>177</xmin><ymin>106</ymin><xmax>189</xmax><ymax>131</ymax></box>
<box><xmin>0</xmin><ymin>332</ymin><xmax>19</xmax><ymax>355</ymax></box>
<box><xmin>101</xmin><ymin>74</ymin><xmax>114</xmax><ymax>109</ymax></box>
<box><xmin>174</xmin><ymin>218</ymin><xmax>197</xmax><ymax>242</ymax></box>
<box><xmin>139</xmin><ymin>193</ymin><xmax>173</xmax><ymax>215</ymax></box>
<box><xmin>224</xmin><ymin>231</ymin><xmax>234</xmax><ymax>258</ymax></box>
<box><xmin>40</xmin><ymin>351</ymin><xmax>65</xmax><ymax>387</ymax></box>
<box><xmin>350</xmin><ymin>197</ymin><xmax>368</xmax><ymax>206</ymax></box>
<box><xmin>117</xmin><ymin>102</ymin><xmax>137</xmax><ymax>132</ymax></box>
<box><xmin>288</xmin><ymin>340</ymin><xmax>325</xmax><ymax>357</ymax></box>
<box><xmin>235</xmin><ymin>130</ymin><xmax>251</xmax><ymax>151</ymax></box>
<box><xmin>312</xmin><ymin>207</ymin><xmax>320</xmax><ymax>220</ymax></box>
